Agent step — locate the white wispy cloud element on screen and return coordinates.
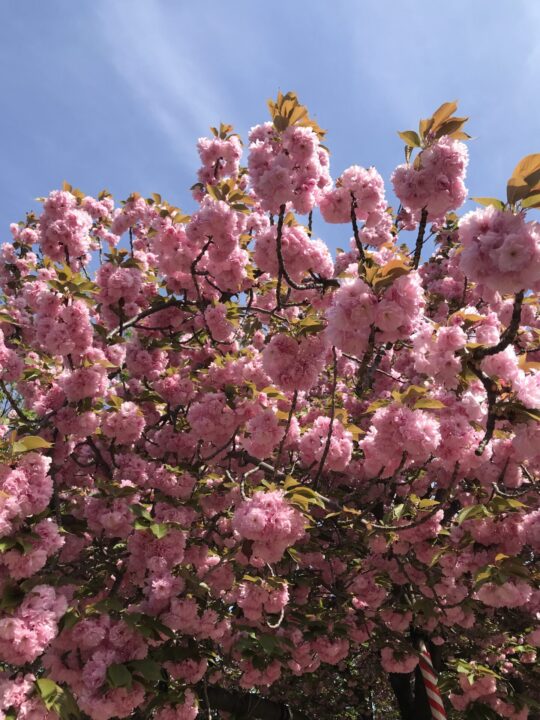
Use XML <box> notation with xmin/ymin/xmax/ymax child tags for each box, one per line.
<box><xmin>92</xmin><ymin>1</ymin><xmax>235</xmax><ymax>166</ymax></box>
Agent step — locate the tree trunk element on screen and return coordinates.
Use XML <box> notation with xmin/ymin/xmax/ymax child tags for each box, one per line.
<box><xmin>198</xmin><ymin>684</ymin><xmax>310</xmax><ymax>719</ymax></box>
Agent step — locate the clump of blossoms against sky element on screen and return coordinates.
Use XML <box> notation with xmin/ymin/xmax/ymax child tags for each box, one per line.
<box><xmin>0</xmin><ymin>93</ymin><xmax>539</xmax><ymax>720</ymax></box>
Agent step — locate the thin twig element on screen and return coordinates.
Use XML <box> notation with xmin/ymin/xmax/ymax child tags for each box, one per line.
<box><xmin>350</xmin><ymin>192</ymin><xmax>366</xmax><ymax>263</ymax></box>
<box><xmin>473</xmin><ymin>290</ymin><xmax>524</xmax><ymax>360</ymax></box>
<box><xmin>313</xmin><ymin>347</ymin><xmax>338</xmax><ymax>489</ymax></box>
<box><xmin>0</xmin><ymin>380</ymin><xmax>31</xmax><ymax>422</ymax></box>
<box><xmin>413</xmin><ymin>207</ymin><xmax>428</xmax><ymax>269</ymax></box>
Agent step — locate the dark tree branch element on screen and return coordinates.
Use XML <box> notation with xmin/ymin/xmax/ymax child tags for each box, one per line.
<box><xmin>275</xmin><ymin>204</ymin><xmax>339</xmax><ymax>304</ymax></box>
<box><xmin>106</xmin><ymin>297</ymin><xmax>191</xmax><ymax>340</ymax></box>
<box><xmin>473</xmin><ymin>290</ymin><xmax>524</xmax><ymax>360</ymax></box>
<box><xmin>350</xmin><ymin>192</ymin><xmax>366</xmax><ymax>263</ymax></box>
<box><xmin>313</xmin><ymin>347</ymin><xmax>338</xmax><ymax>489</ymax></box>
<box><xmin>412</xmin><ymin>208</ymin><xmax>428</xmax><ymax>269</ymax></box>
<box><xmin>470</xmin><ymin>364</ymin><xmax>498</xmax><ymax>456</ymax></box>
<box><xmin>0</xmin><ymin>380</ymin><xmax>31</xmax><ymax>423</ymax></box>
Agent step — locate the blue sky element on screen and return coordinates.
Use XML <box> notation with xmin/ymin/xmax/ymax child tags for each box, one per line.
<box><xmin>1</xmin><ymin>0</ymin><xmax>539</xmax><ymax>252</ymax></box>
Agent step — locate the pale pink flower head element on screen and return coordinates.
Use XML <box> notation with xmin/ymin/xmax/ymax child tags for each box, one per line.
<box><xmin>262</xmin><ymin>332</ymin><xmax>328</xmax><ymax>392</ymax></box>
<box><xmin>325</xmin><ymin>278</ymin><xmax>377</xmax><ymax>356</ymax></box>
<box><xmin>232</xmin><ymin>489</ymin><xmax>305</xmax><ymax>563</ymax></box>
<box><xmin>459</xmin><ymin>206</ymin><xmax>540</xmax><ymax>293</ymax></box>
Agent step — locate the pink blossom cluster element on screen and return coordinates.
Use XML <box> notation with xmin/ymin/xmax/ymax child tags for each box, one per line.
<box><xmin>0</xmin><ymin>673</ymin><xmax>53</xmax><ymax>720</ymax></box>
<box><xmin>412</xmin><ymin>322</ymin><xmax>467</xmax><ymax>388</ymax></box>
<box><xmin>262</xmin><ymin>333</ymin><xmax>328</xmax><ymax>392</ymax></box>
<box><xmin>361</xmin><ymin>403</ymin><xmax>441</xmax><ymax>475</ymax></box>
<box><xmin>1</xmin><ymin>518</ymin><xmax>64</xmax><ymax>579</ymax></box>
<box><xmin>320</xmin><ymin>165</ymin><xmax>386</xmax><ymax>226</ymax></box>
<box><xmin>0</xmin><ymin>453</ymin><xmax>52</xmax><ymax>538</ymax></box>
<box><xmin>241</xmin><ymin>406</ymin><xmax>285</xmax><ymax>459</ymax></box>
<box><xmin>299</xmin><ymin>416</ymin><xmax>353</xmax><ymax>472</ymax></box>
<box><xmin>0</xmin><ymin>328</ymin><xmax>23</xmax><ymax>381</ymax></box>
<box><xmin>187</xmin><ymin>392</ymin><xmax>237</xmax><ymax>446</ymax></box>
<box><xmin>459</xmin><ymin>205</ymin><xmax>540</xmax><ymax>293</ymax></box>
<box><xmin>380</xmin><ymin>647</ymin><xmax>419</xmax><ymax>674</ymax></box>
<box><xmin>476</xmin><ymin>580</ymin><xmax>532</xmax><ymax>608</ymax></box>
<box><xmin>325</xmin><ymin>278</ymin><xmax>377</xmax><ymax>356</ymax></box>
<box><xmin>254</xmin><ymin>224</ymin><xmax>334</xmax><ymax>282</ymax></box>
<box><xmin>38</xmin><ymin>191</ymin><xmax>93</xmax><ymax>266</ymax></box>
<box><xmin>236</xmin><ymin>580</ymin><xmax>289</xmax><ymax>620</ymax></box>
<box><xmin>392</xmin><ymin>137</ymin><xmax>468</xmax><ymax>222</ymax></box>
<box><xmin>102</xmin><ymin>401</ymin><xmax>145</xmax><ymax>445</ymax></box>
<box><xmin>154</xmin><ymin>692</ymin><xmax>198</xmax><ymax>720</ymax></box>
<box><xmin>35</xmin><ymin>298</ymin><xmax>94</xmax><ymax>359</ymax></box>
<box><xmin>232</xmin><ymin>490</ymin><xmax>305</xmax><ymax>563</ymax></box>
<box><xmin>248</xmin><ymin>123</ymin><xmax>331</xmax><ymax>214</ymax></box>
<box><xmin>449</xmin><ymin>674</ymin><xmax>528</xmax><ymax>719</ymax></box>
<box><xmin>375</xmin><ymin>272</ymin><xmax>426</xmax><ymax>342</ymax></box>
<box><xmin>0</xmin><ymin>585</ymin><xmax>66</xmax><ymax>664</ymax></box>
<box><xmin>196</xmin><ymin>133</ymin><xmax>242</xmax><ymax>185</ymax></box>
<box><xmin>96</xmin><ymin>263</ymin><xmax>145</xmax><ymax>325</ymax></box>
<box><xmin>44</xmin><ymin>616</ymin><xmax>147</xmax><ymax>720</ymax></box>
<box><xmin>204</xmin><ymin>303</ymin><xmax>235</xmax><ymax>343</ymax></box>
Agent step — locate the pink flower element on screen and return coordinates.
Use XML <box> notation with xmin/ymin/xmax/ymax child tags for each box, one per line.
<box><xmin>262</xmin><ymin>333</ymin><xmax>327</xmax><ymax>392</ymax></box>
<box><xmin>459</xmin><ymin>206</ymin><xmax>540</xmax><ymax>293</ymax></box>
<box><xmin>241</xmin><ymin>406</ymin><xmax>284</xmax><ymax>459</ymax></box>
<box><xmin>102</xmin><ymin>401</ymin><xmax>145</xmax><ymax>445</ymax></box>
<box><xmin>299</xmin><ymin>416</ymin><xmax>353</xmax><ymax>472</ymax></box>
<box><xmin>392</xmin><ymin>137</ymin><xmax>468</xmax><ymax>222</ymax></box>
<box><xmin>0</xmin><ymin>586</ymin><xmax>67</xmax><ymax>664</ymax></box>
<box><xmin>361</xmin><ymin>403</ymin><xmax>441</xmax><ymax>476</ymax></box>
<box><xmin>232</xmin><ymin>490</ymin><xmax>305</xmax><ymax>563</ymax></box>
<box><xmin>380</xmin><ymin>647</ymin><xmax>419</xmax><ymax>673</ymax></box>
<box><xmin>325</xmin><ymin>278</ymin><xmax>377</xmax><ymax>356</ymax></box>
<box><xmin>254</xmin><ymin>225</ymin><xmax>333</xmax><ymax>281</ymax></box>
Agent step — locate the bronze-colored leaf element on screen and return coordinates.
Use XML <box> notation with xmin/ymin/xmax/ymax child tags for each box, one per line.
<box><xmin>507</xmin><ymin>178</ymin><xmax>530</xmax><ymax>205</ymax></box>
<box><xmin>523</xmin><ymin>167</ymin><xmax>540</xmax><ymax>188</ymax></box>
<box><xmin>419</xmin><ymin>116</ymin><xmax>434</xmax><ymax>139</ymax></box>
<box><xmin>434</xmin><ymin>117</ymin><xmax>469</xmax><ymax>139</ymax></box>
<box><xmin>431</xmin><ymin>100</ymin><xmax>458</xmax><ymax>129</ymax></box>
<box><xmin>449</xmin><ymin>130</ymin><xmax>472</xmax><ymax>141</ymax></box>
<box><xmin>510</xmin><ymin>153</ymin><xmax>540</xmax><ymax>183</ymax></box>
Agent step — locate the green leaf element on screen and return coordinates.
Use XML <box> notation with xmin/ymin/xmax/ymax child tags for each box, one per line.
<box><xmin>456</xmin><ymin>504</ymin><xmax>490</xmax><ymax>525</ymax></box>
<box><xmin>128</xmin><ymin>659</ymin><xmax>163</xmax><ymax>683</ymax></box>
<box><xmin>106</xmin><ymin>663</ymin><xmax>133</xmax><ymax>689</ymax></box>
<box><xmin>522</xmin><ymin>193</ymin><xmax>540</xmax><ymax>209</ymax></box>
<box><xmin>12</xmin><ymin>436</ymin><xmax>52</xmax><ymax>453</ymax></box>
<box><xmin>363</xmin><ymin>398</ymin><xmax>391</xmax><ymax>414</ymax></box>
<box><xmin>414</xmin><ymin>398</ymin><xmax>446</xmax><ymax>410</ymax></box>
<box><xmin>124</xmin><ymin>612</ymin><xmax>175</xmax><ymax>640</ymax></box>
<box><xmin>149</xmin><ymin>522</ymin><xmax>169</xmax><ymax>539</ymax></box>
<box><xmin>488</xmin><ymin>495</ymin><xmax>527</xmax><ymax>514</ymax></box>
<box><xmin>59</xmin><ymin>608</ymin><xmax>81</xmax><ymax>631</ymax></box>
<box><xmin>0</xmin><ymin>583</ymin><xmax>25</xmax><ymax>611</ymax></box>
<box><xmin>0</xmin><ymin>538</ymin><xmax>16</xmax><ymax>553</ymax></box>
<box><xmin>258</xmin><ymin>635</ymin><xmax>281</xmax><ymax>655</ymax></box>
<box><xmin>418</xmin><ymin>498</ymin><xmax>440</xmax><ymax>509</ymax></box>
<box><xmin>35</xmin><ymin>679</ymin><xmax>62</xmax><ymax>710</ymax></box>
<box><xmin>470</xmin><ymin>197</ymin><xmax>505</xmax><ymax>210</ymax></box>
<box><xmin>397</xmin><ymin>130</ymin><xmax>421</xmax><ymax>148</ymax></box>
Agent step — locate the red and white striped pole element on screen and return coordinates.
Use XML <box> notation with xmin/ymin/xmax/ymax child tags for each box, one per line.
<box><xmin>418</xmin><ymin>640</ymin><xmax>447</xmax><ymax>720</ymax></box>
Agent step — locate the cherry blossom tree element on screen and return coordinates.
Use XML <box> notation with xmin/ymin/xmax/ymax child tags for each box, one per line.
<box><xmin>0</xmin><ymin>93</ymin><xmax>539</xmax><ymax>720</ymax></box>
